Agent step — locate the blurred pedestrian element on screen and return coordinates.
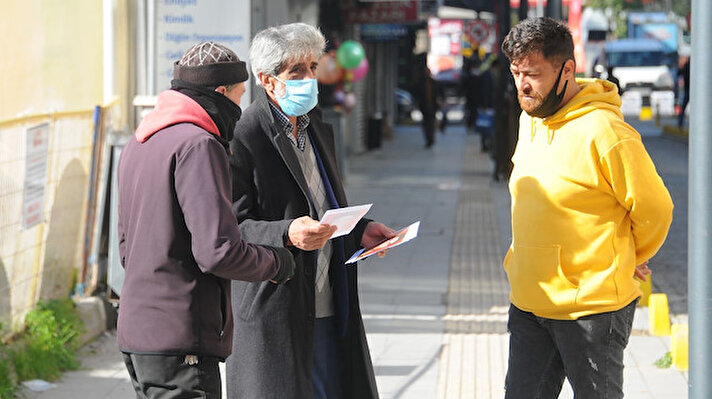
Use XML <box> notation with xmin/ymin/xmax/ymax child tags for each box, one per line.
<box><xmin>117</xmin><ymin>42</ymin><xmax>295</xmax><ymax>398</ymax></box>
<box><xmin>437</xmin><ymin>78</ymin><xmax>449</xmax><ymax>134</ymax></box>
<box><xmin>606</xmin><ymin>66</ymin><xmax>621</xmax><ymax>95</ymax></box>
<box><xmin>461</xmin><ymin>51</ymin><xmax>482</xmax><ymax>135</ymax></box>
<box><xmin>225</xmin><ymin>23</ymin><xmax>394</xmax><ymax>399</ymax></box>
<box><xmin>501</xmin><ymin>17</ymin><xmax>673</xmax><ymax>399</ymax></box>
<box><xmin>678</xmin><ymin>56</ymin><xmax>690</xmax><ymax>128</ymax></box>
<box><xmin>412</xmin><ymin>64</ymin><xmax>438</xmax><ymax>148</ymax></box>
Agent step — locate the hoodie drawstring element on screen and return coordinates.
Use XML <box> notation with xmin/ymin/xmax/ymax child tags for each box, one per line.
<box><xmin>529</xmin><ymin>118</ymin><xmax>556</xmax><ymax>144</ymax></box>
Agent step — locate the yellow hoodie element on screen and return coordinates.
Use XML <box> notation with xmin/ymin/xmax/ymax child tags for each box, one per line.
<box><xmin>504</xmin><ymin>78</ymin><xmax>673</xmax><ymax>320</ymax></box>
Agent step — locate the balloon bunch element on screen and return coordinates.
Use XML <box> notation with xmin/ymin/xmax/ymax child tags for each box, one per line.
<box><xmin>336</xmin><ymin>40</ymin><xmax>369</xmax><ymax>84</ymax></box>
<box><xmin>316</xmin><ymin>40</ymin><xmax>369</xmax><ymax>113</ymax></box>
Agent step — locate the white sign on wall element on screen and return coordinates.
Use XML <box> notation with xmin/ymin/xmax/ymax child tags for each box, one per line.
<box><xmin>155</xmin><ymin>0</ymin><xmax>252</xmax><ymax>103</ymax></box>
<box><xmin>23</xmin><ymin>123</ymin><xmax>50</xmax><ymax>229</ymax></box>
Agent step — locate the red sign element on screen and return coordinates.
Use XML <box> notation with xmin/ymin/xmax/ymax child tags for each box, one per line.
<box><xmin>466</xmin><ymin>19</ymin><xmax>490</xmax><ymax>45</ymax></box>
<box><xmin>568</xmin><ymin>0</ymin><xmax>585</xmax><ymax>73</ymax></box>
<box><xmin>344</xmin><ymin>1</ymin><xmax>418</xmax><ymax>24</ymax></box>
<box><xmin>510</xmin><ymin>0</ymin><xmax>573</xmax><ymax>5</ymax></box>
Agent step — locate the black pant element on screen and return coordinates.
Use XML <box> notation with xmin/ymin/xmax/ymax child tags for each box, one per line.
<box><xmin>678</xmin><ymin>90</ymin><xmax>689</xmax><ymax>128</ymax></box>
<box><xmin>122</xmin><ymin>353</ymin><xmax>221</xmax><ymax>398</ymax></box>
<box><xmin>421</xmin><ymin>109</ymin><xmax>436</xmax><ymax>147</ymax></box>
<box><xmin>505</xmin><ymin>300</ymin><xmax>637</xmax><ymax>399</ymax></box>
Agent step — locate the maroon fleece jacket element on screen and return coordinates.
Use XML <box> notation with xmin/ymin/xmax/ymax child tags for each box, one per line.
<box><xmin>117</xmin><ymin>90</ymin><xmax>293</xmax><ymax>358</ymax></box>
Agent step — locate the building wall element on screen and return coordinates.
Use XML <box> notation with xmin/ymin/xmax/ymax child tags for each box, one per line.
<box><xmin>0</xmin><ymin>0</ymin><xmax>111</xmax><ymax>336</ymax></box>
<box><xmin>0</xmin><ymin>0</ymin><xmax>104</xmax><ymax>120</ymax></box>
<box><xmin>0</xmin><ymin>114</ymin><xmax>97</xmax><ymax>336</ymax></box>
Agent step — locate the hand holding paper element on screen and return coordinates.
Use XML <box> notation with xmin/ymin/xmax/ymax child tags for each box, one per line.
<box><xmin>360</xmin><ymin>222</ymin><xmax>396</xmax><ymax>250</ymax></box>
<box><xmin>320</xmin><ymin>204</ymin><xmax>372</xmax><ymax>239</ymax></box>
<box><xmin>287</xmin><ymin>216</ymin><xmax>337</xmax><ymax>251</ymax></box>
<box><xmin>346</xmin><ymin>221</ymin><xmax>420</xmax><ymax>264</ymax></box>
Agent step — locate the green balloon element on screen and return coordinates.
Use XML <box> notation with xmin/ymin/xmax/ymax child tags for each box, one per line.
<box><xmin>336</xmin><ymin>40</ymin><xmax>365</xmax><ymax>70</ymax></box>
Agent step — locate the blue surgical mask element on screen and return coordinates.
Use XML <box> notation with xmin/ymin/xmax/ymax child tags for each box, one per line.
<box><xmin>273</xmin><ymin>76</ymin><xmax>319</xmax><ymax>116</ymax></box>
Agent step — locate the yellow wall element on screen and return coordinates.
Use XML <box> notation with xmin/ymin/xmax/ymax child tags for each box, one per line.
<box><xmin>1</xmin><ymin>0</ymin><xmax>104</xmax><ymax>120</ymax></box>
<box><xmin>0</xmin><ymin>1</ymin><xmax>121</xmax><ymax>336</ymax></box>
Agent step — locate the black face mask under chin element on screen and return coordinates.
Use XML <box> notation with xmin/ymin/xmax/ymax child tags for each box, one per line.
<box><xmin>526</xmin><ymin>63</ymin><xmax>568</xmax><ymax>119</ymax></box>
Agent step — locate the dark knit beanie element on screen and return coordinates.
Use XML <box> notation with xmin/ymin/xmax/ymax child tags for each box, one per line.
<box><xmin>173</xmin><ymin>41</ymin><xmax>248</xmax><ymax>87</ymax></box>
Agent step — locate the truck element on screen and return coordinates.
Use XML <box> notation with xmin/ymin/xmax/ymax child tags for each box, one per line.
<box><xmin>627</xmin><ymin>12</ymin><xmax>680</xmax><ymax>68</ymax></box>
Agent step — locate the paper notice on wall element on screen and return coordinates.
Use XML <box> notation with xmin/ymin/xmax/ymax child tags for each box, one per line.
<box><xmin>22</xmin><ymin>123</ymin><xmax>49</xmax><ymax>229</ymax></box>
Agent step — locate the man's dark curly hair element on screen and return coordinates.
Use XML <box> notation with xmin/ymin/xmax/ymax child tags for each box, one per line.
<box><xmin>502</xmin><ymin>17</ymin><xmax>574</xmax><ymax>67</ymax></box>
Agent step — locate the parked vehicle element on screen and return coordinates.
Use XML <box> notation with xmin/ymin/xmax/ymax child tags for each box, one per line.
<box><xmin>592</xmin><ymin>38</ymin><xmax>674</xmax><ymax>92</ymax></box>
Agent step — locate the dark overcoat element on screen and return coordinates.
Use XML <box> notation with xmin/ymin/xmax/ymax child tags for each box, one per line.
<box><xmin>225</xmin><ymin>89</ymin><xmax>379</xmax><ymax>399</ymax></box>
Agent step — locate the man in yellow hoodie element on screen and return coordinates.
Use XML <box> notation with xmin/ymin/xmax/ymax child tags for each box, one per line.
<box><xmin>501</xmin><ymin>17</ymin><xmax>673</xmax><ymax>398</ymax></box>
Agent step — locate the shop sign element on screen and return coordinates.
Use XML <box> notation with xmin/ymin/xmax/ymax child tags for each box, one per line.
<box><xmin>154</xmin><ymin>0</ymin><xmax>250</xmax><ymax>101</ymax></box>
<box><xmin>361</xmin><ymin>24</ymin><xmax>409</xmax><ymax>42</ymax></box>
<box><xmin>344</xmin><ymin>1</ymin><xmax>418</xmax><ymax>24</ymax></box>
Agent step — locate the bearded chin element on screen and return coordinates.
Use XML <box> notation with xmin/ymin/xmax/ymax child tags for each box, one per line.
<box><xmin>526</xmin><ymin>79</ymin><xmax>567</xmax><ymax>119</ymax></box>
<box><xmin>518</xmin><ymin>93</ymin><xmax>542</xmax><ymax>113</ymax></box>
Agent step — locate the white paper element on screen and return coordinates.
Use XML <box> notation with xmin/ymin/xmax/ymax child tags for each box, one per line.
<box><xmin>346</xmin><ymin>221</ymin><xmax>420</xmax><ymax>264</ymax></box>
<box><xmin>320</xmin><ymin>204</ymin><xmax>372</xmax><ymax>238</ymax></box>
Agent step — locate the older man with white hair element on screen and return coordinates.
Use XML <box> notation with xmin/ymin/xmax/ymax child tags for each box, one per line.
<box><xmin>225</xmin><ymin>23</ymin><xmax>392</xmax><ymax>399</ymax></box>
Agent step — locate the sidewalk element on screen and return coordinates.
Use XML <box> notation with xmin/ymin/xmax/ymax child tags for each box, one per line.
<box><xmin>18</xmin><ymin>119</ymin><xmax>689</xmax><ymax>398</ymax></box>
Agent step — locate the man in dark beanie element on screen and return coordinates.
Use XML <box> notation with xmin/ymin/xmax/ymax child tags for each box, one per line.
<box><xmin>117</xmin><ymin>41</ymin><xmax>296</xmax><ymax>398</ymax></box>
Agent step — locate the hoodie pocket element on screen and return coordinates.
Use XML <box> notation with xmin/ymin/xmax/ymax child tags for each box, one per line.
<box><xmin>505</xmin><ymin>244</ymin><xmax>579</xmax><ymax>309</ymax></box>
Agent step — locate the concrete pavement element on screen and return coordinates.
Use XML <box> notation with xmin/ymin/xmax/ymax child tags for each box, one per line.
<box><xmin>18</xmin><ymin>117</ymin><xmax>689</xmax><ymax>398</ymax></box>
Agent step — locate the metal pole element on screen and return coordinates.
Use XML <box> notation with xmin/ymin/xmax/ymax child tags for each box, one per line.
<box><xmin>689</xmin><ymin>0</ymin><xmax>712</xmax><ymax>397</ymax></box>
<box><xmin>147</xmin><ymin>0</ymin><xmax>155</xmax><ymax>95</ymax></box>
<box><xmin>493</xmin><ymin>0</ymin><xmax>512</xmax><ymax>181</ymax></box>
<box><xmin>545</xmin><ymin>0</ymin><xmax>562</xmax><ymax>20</ymax></box>
<box><xmin>519</xmin><ymin>0</ymin><xmax>529</xmax><ymax>21</ymax></box>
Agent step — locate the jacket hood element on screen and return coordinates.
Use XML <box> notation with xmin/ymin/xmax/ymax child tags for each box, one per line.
<box><xmin>545</xmin><ymin>78</ymin><xmax>621</xmax><ymax>125</ymax></box>
<box><xmin>528</xmin><ymin>78</ymin><xmax>621</xmax><ymax>143</ymax></box>
<box><xmin>135</xmin><ymin>90</ymin><xmax>219</xmax><ymax>142</ymax></box>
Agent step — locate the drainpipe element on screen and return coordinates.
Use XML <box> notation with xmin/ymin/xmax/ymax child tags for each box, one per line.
<box><xmin>103</xmin><ymin>0</ymin><xmax>116</xmax><ymax>105</ymax></box>
<box><xmin>80</xmin><ymin>0</ymin><xmax>116</xmax><ymax>296</ymax></box>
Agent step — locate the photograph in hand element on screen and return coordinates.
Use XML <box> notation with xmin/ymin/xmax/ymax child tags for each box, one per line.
<box><xmin>346</xmin><ymin>221</ymin><xmax>420</xmax><ymax>264</ymax></box>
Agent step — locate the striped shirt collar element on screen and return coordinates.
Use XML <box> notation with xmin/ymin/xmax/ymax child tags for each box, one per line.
<box><xmin>268</xmin><ymin>100</ymin><xmax>310</xmax><ymax>151</ymax></box>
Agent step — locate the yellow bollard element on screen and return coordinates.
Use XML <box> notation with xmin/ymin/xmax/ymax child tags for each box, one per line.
<box><xmin>639</xmin><ymin>106</ymin><xmax>653</xmax><ymax>121</ymax></box>
<box><xmin>648</xmin><ymin>293</ymin><xmax>671</xmax><ymax>336</ymax></box>
<box><xmin>636</xmin><ymin>276</ymin><xmax>652</xmax><ymax>307</ymax></box>
<box><xmin>670</xmin><ymin>324</ymin><xmax>689</xmax><ymax>370</ymax></box>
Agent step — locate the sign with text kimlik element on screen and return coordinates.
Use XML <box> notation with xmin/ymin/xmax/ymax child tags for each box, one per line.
<box><xmin>155</xmin><ymin>0</ymin><xmax>251</xmax><ymax>102</ymax></box>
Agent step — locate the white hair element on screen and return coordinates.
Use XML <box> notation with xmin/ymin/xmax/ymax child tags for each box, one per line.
<box><xmin>249</xmin><ymin>23</ymin><xmax>326</xmax><ymax>85</ymax></box>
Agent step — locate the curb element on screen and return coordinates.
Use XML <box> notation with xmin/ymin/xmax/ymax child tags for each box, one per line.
<box><xmin>74</xmin><ymin>297</ymin><xmax>116</xmax><ymax>346</ymax></box>
<box><xmin>661</xmin><ymin>124</ymin><xmax>688</xmax><ymax>141</ymax></box>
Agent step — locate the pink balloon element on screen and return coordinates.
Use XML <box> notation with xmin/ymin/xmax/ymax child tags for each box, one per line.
<box><xmin>351</xmin><ymin>58</ymin><xmax>369</xmax><ymax>82</ymax></box>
